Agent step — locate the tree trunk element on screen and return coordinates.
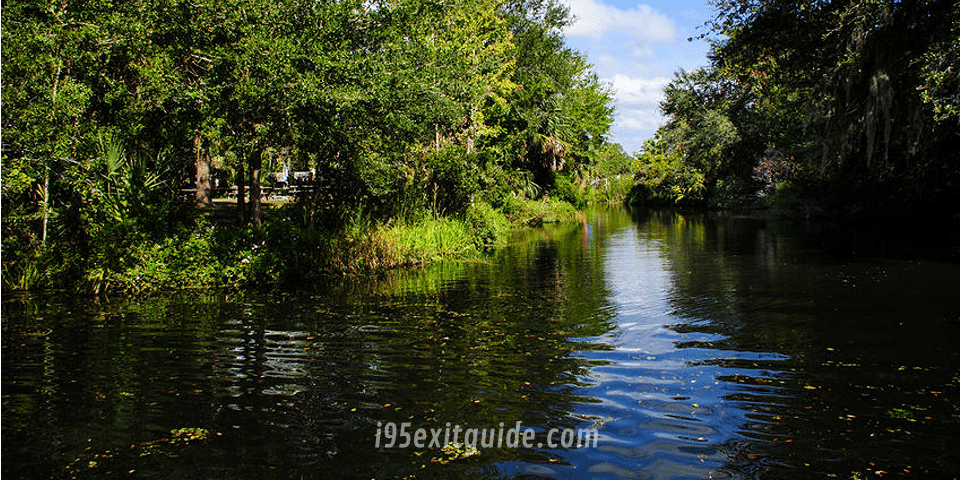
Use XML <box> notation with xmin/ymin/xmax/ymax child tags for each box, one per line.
<box><xmin>236</xmin><ymin>162</ymin><xmax>246</xmax><ymax>224</ymax></box>
<box><xmin>41</xmin><ymin>166</ymin><xmax>49</xmax><ymax>247</ymax></box>
<box><xmin>44</xmin><ymin>63</ymin><xmax>60</xmax><ymax>247</ymax></box>
<box><xmin>194</xmin><ymin>136</ymin><xmax>212</xmax><ymax>207</ymax></box>
<box><xmin>249</xmin><ymin>151</ymin><xmax>262</xmax><ymax>227</ymax></box>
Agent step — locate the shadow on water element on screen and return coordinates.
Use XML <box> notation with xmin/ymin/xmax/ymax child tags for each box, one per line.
<box><xmin>2</xmin><ymin>219</ymin><xmax>620</xmax><ymax>480</ymax></box>
<box><xmin>3</xmin><ymin>208</ymin><xmax>960</xmax><ymax>479</ymax></box>
<box><xmin>633</xmin><ymin>209</ymin><xmax>960</xmax><ymax>479</ymax></box>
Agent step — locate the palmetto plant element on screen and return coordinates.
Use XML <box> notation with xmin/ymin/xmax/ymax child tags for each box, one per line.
<box><xmin>94</xmin><ymin>135</ymin><xmax>170</xmax><ymax>224</ymax></box>
<box><xmin>512</xmin><ymin>170</ymin><xmax>542</xmax><ymax>199</ymax></box>
<box><xmin>527</xmin><ymin>93</ymin><xmax>573</xmax><ymax>173</ymax></box>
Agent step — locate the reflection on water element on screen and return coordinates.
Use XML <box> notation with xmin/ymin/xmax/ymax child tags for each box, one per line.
<box><xmin>3</xmin><ymin>209</ymin><xmax>960</xmax><ymax>479</ymax></box>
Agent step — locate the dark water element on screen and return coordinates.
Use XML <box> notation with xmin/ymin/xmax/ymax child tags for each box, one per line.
<box><xmin>4</xmin><ymin>209</ymin><xmax>960</xmax><ymax>479</ymax></box>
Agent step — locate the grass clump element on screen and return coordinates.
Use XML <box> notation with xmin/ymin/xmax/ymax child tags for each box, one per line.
<box><xmin>466</xmin><ymin>201</ymin><xmax>511</xmax><ymax>247</ymax></box>
<box><xmin>501</xmin><ymin>195</ymin><xmax>580</xmax><ymax>226</ymax></box>
<box><xmin>4</xmin><ymin>191</ymin><xmax>593</xmax><ymax>294</ymax></box>
<box><xmin>379</xmin><ymin>216</ymin><xmax>478</xmax><ymax>265</ymax></box>
<box><xmin>329</xmin><ymin>213</ymin><xmax>480</xmax><ymax>273</ymax></box>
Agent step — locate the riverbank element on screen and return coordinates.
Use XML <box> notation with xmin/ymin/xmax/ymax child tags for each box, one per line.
<box><xmin>7</xmin><ymin>208</ymin><xmax>959</xmax><ymax>480</ymax></box>
<box><xmin>4</xmin><ymin>196</ymin><xmax>581</xmax><ymax>295</ymax></box>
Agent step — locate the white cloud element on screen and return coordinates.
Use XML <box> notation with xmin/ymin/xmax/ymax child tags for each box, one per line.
<box><xmin>616</xmin><ymin>106</ymin><xmax>666</xmax><ymax>132</ymax></box>
<box><xmin>610</xmin><ymin>74</ymin><xmax>670</xmax><ymax>107</ymax></box>
<box><xmin>617</xmin><ymin>112</ymin><xmax>663</xmax><ymax>130</ymax></box>
<box><xmin>611</xmin><ymin>106</ymin><xmax>665</xmax><ymax>153</ymax></box>
<box><xmin>564</xmin><ymin>0</ymin><xmax>676</xmax><ymax>42</ymax></box>
<box><xmin>594</xmin><ymin>54</ymin><xmax>625</xmax><ymax>73</ymax></box>
<box><xmin>605</xmin><ymin>75</ymin><xmax>671</xmax><ymax>152</ymax></box>
<box><xmin>558</xmin><ymin>0</ymin><xmax>711</xmax><ymax>152</ymax></box>
<box><xmin>626</xmin><ymin>43</ymin><xmax>656</xmax><ymax>59</ymax></box>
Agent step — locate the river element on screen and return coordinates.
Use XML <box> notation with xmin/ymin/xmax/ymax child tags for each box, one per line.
<box><xmin>4</xmin><ymin>208</ymin><xmax>960</xmax><ymax>479</ymax></box>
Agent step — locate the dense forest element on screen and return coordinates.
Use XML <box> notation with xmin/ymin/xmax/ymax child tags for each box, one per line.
<box><xmin>3</xmin><ymin>0</ymin><xmax>958</xmax><ymax>293</ymax></box>
<box><xmin>2</xmin><ymin>0</ymin><xmax>633</xmax><ymax>292</ymax></box>
<box><xmin>632</xmin><ymin>0</ymin><xmax>959</xmax><ymax>217</ymax></box>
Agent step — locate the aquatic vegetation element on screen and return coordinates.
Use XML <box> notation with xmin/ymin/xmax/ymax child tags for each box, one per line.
<box><xmin>433</xmin><ymin>443</ymin><xmax>481</xmax><ymax>464</ymax></box>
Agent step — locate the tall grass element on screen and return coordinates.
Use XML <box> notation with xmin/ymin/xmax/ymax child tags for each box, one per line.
<box><xmin>500</xmin><ymin>194</ymin><xmax>580</xmax><ymax>226</ymax></box>
<box><xmin>333</xmin><ymin>214</ymin><xmax>479</xmax><ymax>272</ymax></box>
<box><xmin>5</xmin><ymin>195</ymin><xmax>589</xmax><ymax>293</ymax></box>
<box><xmin>3</xmin><ymin>260</ymin><xmax>44</xmax><ymax>291</ymax></box>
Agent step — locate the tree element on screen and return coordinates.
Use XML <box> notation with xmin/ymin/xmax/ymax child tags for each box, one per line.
<box><xmin>2</xmin><ymin>0</ymin><xmax>626</xmax><ymax>290</ymax></box>
<box><xmin>639</xmin><ymin>0</ymin><xmax>960</xmax><ymax>214</ymax></box>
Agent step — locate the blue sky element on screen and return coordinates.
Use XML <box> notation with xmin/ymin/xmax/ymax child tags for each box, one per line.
<box><xmin>559</xmin><ymin>0</ymin><xmax>715</xmax><ymax>154</ymax></box>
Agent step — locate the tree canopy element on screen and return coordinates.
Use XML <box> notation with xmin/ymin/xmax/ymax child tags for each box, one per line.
<box><xmin>633</xmin><ymin>0</ymin><xmax>959</xmax><ymax>216</ymax></box>
<box><xmin>2</xmin><ymin>0</ymin><xmax>624</xmax><ymax>290</ymax></box>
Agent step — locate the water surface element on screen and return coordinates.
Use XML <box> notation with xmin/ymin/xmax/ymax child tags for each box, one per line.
<box><xmin>4</xmin><ymin>208</ymin><xmax>960</xmax><ymax>479</ymax></box>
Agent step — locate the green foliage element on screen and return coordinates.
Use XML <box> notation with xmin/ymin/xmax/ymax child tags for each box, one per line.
<box><xmin>421</xmin><ymin>146</ymin><xmax>482</xmax><ymax>216</ymax></box>
<box><xmin>381</xmin><ymin>216</ymin><xmax>478</xmax><ymax>264</ymax></box>
<box><xmin>484</xmin><ymin>2</ymin><xmax>616</xmax><ymax>190</ymax></box>
<box><xmin>638</xmin><ymin>0</ymin><xmax>960</xmax><ymax>215</ymax></box>
<box><xmin>1</xmin><ymin>0</ymin><xmax>628</xmax><ymax>292</ymax></box>
<box><xmin>573</xmin><ymin>142</ymin><xmax>635</xmax><ymax>204</ymax></box>
<box><xmin>86</xmin><ymin>135</ymin><xmax>176</xmax><ymax>230</ymax></box>
<box><xmin>886</xmin><ymin>408</ymin><xmax>914</xmax><ymax>420</ymax></box>
<box><xmin>501</xmin><ymin>194</ymin><xmax>579</xmax><ymax>226</ymax></box>
<box><xmin>2</xmin><ymin>256</ymin><xmax>44</xmax><ymax>292</ymax></box>
<box><xmin>630</xmin><ymin>135</ymin><xmax>706</xmax><ymax>206</ymax></box>
<box><xmin>466</xmin><ymin>201</ymin><xmax>511</xmax><ymax>246</ymax></box>
<box><xmin>583</xmin><ymin>175</ymin><xmax>634</xmax><ymax>205</ymax></box>
<box><xmin>658</xmin><ymin>69</ymin><xmax>746</xmax><ymax>188</ymax></box>
<box><xmin>323</xmin><ymin>211</ymin><xmax>480</xmax><ymax>273</ymax></box>
<box><xmin>103</xmin><ymin>226</ymin><xmax>245</xmax><ymax>294</ymax></box>
<box><xmin>77</xmin><ymin>217</ymin><xmax>279</xmax><ymax>294</ymax></box>
<box><xmin>915</xmin><ymin>2</ymin><xmax>960</xmax><ymax>124</ymax></box>
<box><xmin>550</xmin><ymin>174</ymin><xmax>587</xmax><ymax>207</ymax></box>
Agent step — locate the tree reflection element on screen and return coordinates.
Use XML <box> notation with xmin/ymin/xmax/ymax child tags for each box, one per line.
<box><xmin>2</xmin><ymin>213</ymin><xmax>624</xmax><ymax>479</ymax></box>
<box><xmin>643</xmin><ymin>209</ymin><xmax>960</xmax><ymax>478</ymax></box>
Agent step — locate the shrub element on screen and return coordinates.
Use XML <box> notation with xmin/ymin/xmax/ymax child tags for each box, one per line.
<box><xmin>550</xmin><ymin>174</ymin><xmax>587</xmax><ymax>207</ymax></box>
<box><xmin>466</xmin><ymin>201</ymin><xmax>510</xmax><ymax>246</ymax></box>
<box><xmin>500</xmin><ymin>194</ymin><xmax>578</xmax><ymax>226</ymax></box>
<box><xmin>631</xmin><ymin>156</ymin><xmax>706</xmax><ymax>206</ymax></box>
<box><xmin>584</xmin><ymin>174</ymin><xmax>634</xmax><ymax>204</ymax></box>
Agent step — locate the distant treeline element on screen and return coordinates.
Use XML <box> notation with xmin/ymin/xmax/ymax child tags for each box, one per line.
<box><xmin>2</xmin><ymin>0</ymin><xmax>634</xmax><ymax>291</ymax></box>
<box><xmin>632</xmin><ymin>0</ymin><xmax>959</xmax><ymax>218</ymax></box>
